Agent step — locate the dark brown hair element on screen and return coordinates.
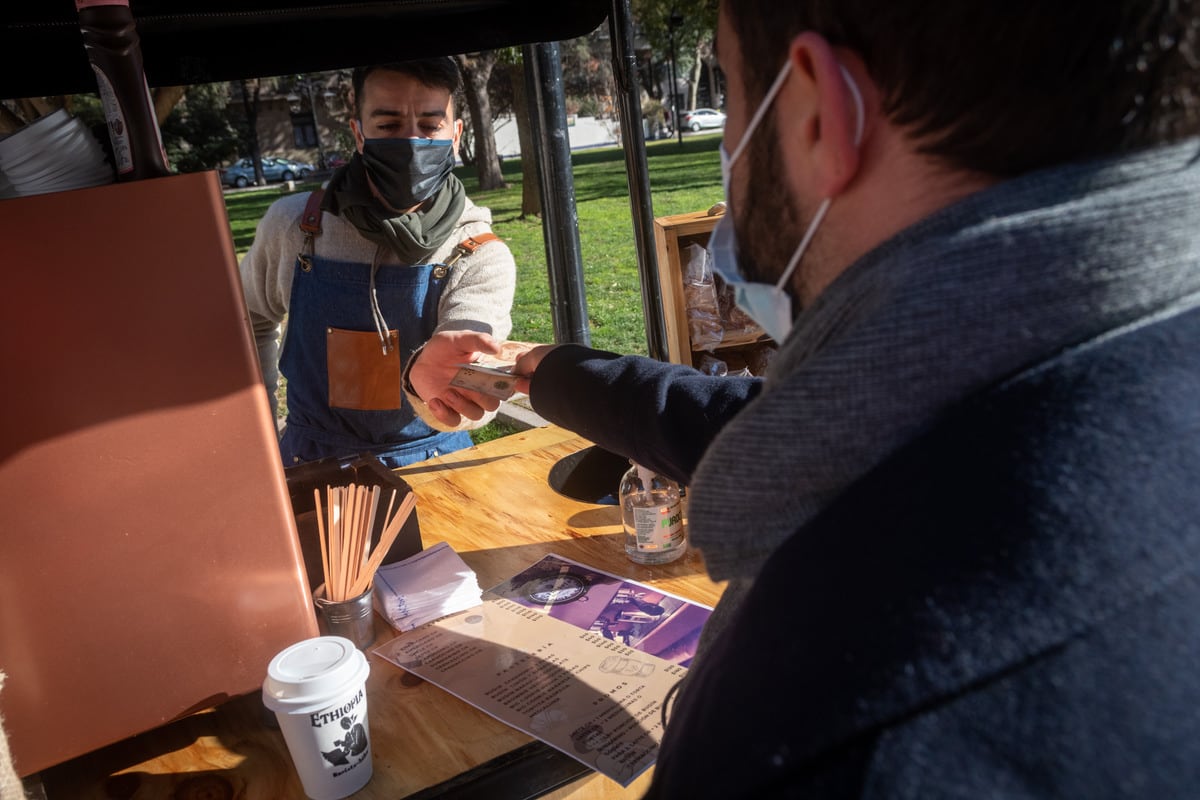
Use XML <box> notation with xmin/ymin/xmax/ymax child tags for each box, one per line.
<box><xmin>726</xmin><ymin>0</ymin><xmax>1200</xmax><ymax>177</ymax></box>
<box><xmin>351</xmin><ymin>57</ymin><xmax>463</xmax><ymax>119</ymax></box>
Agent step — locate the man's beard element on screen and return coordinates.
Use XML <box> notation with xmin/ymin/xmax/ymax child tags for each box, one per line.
<box><xmin>734</xmin><ymin>113</ymin><xmax>815</xmax><ymax>302</ymax></box>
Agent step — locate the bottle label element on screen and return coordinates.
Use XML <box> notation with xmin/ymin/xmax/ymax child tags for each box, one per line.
<box><xmin>632</xmin><ymin>501</ymin><xmax>685</xmax><ymax>552</ymax></box>
<box><xmin>91</xmin><ymin>64</ymin><xmax>133</xmax><ymax>174</ymax></box>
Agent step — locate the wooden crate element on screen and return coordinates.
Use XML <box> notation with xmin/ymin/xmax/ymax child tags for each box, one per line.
<box><xmin>652</xmin><ymin>207</ymin><xmax>776</xmax><ymax>375</ymax></box>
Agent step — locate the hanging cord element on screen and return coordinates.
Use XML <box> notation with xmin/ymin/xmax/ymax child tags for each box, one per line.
<box><xmin>368</xmin><ymin>244</ymin><xmax>392</xmax><ymax>355</ymax></box>
<box><xmin>660</xmin><ymin>676</ymin><xmax>685</xmax><ymax>731</ymax></box>
<box><xmin>368</xmin><ymin>234</ymin><xmax>495</xmax><ymax>356</ymax></box>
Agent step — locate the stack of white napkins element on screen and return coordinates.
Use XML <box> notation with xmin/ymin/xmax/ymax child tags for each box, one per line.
<box><xmin>372</xmin><ymin>541</ymin><xmax>483</xmax><ymax>631</ymax></box>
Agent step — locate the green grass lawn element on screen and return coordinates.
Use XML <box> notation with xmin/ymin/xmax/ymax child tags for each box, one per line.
<box><xmin>223</xmin><ymin>133</ymin><xmax>723</xmax><ymax>357</ymax></box>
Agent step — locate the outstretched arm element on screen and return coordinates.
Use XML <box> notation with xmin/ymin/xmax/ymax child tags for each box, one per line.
<box><xmin>514</xmin><ymin>344</ymin><xmax>762</xmax><ymax>485</ymax></box>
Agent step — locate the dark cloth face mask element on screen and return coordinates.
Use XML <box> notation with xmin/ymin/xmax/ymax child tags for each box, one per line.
<box><xmin>360</xmin><ymin>136</ymin><xmax>455</xmax><ymax>210</ymax></box>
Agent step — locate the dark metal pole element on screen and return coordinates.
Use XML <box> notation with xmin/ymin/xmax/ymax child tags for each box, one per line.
<box><xmin>609</xmin><ymin>0</ymin><xmax>669</xmax><ymax>361</ymax></box>
<box><xmin>521</xmin><ymin>41</ymin><xmax>591</xmax><ymax>346</ymax></box>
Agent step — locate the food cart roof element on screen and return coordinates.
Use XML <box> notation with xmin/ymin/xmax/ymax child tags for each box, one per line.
<box><xmin>2</xmin><ymin>0</ymin><xmax>610</xmax><ymax>97</ymax></box>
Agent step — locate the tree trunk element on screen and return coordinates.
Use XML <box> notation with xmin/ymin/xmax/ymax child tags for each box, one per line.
<box><xmin>240</xmin><ymin>78</ymin><xmax>266</xmax><ymax>185</ymax></box>
<box><xmin>457</xmin><ymin>51</ymin><xmax>506</xmax><ymax>191</ymax></box>
<box><xmin>689</xmin><ymin>43</ymin><xmax>704</xmax><ymax>110</ymax></box>
<box><xmin>506</xmin><ymin>60</ymin><xmax>541</xmax><ymax>219</ymax></box>
<box><xmin>707</xmin><ymin>57</ymin><xmax>721</xmax><ymax>109</ymax></box>
<box><xmin>153</xmin><ymin>86</ymin><xmax>186</xmax><ymax>125</ymax></box>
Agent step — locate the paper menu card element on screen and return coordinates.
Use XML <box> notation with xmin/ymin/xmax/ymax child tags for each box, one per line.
<box><xmin>373</xmin><ymin>554</ymin><xmax>713</xmax><ymax>786</ymax></box>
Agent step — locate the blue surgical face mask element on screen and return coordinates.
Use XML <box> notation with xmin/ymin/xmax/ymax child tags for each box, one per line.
<box><xmin>359</xmin><ymin>134</ymin><xmax>455</xmax><ymax>210</ymax></box>
<box><xmin>708</xmin><ymin>62</ymin><xmax>864</xmax><ymax>344</ymax></box>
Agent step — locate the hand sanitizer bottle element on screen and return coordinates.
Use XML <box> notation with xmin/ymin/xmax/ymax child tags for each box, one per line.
<box><xmin>620</xmin><ymin>462</ymin><xmax>687</xmax><ymax>565</ymax></box>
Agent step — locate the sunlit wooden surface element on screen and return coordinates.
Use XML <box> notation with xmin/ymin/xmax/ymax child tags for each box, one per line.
<box><xmin>40</xmin><ymin>425</ymin><xmax>723</xmax><ymax>799</ymax></box>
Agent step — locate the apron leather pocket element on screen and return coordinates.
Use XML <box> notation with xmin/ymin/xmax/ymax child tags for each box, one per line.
<box><xmin>327</xmin><ymin>327</ymin><xmax>403</xmax><ymax>410</ymax></box>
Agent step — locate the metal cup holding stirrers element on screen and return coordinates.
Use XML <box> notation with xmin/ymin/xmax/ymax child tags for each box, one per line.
<box><xmin>313</xmin><ymin>583</ymin><xmax>376</xmax><ymax>649</ymax></box>
<box><xmin>313</xmin><ymin>483</ymin><xmax>416</xmax><ymax>649</ymax></box>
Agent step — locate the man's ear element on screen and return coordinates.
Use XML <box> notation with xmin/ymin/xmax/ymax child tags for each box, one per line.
<box><xmin>350</xmin><ymin>117</ymin><xmax>365</xmax><ymax>153</ymax></box>
<box><xmin>779</xmin><ymin>31</ymin><xmax>865</xmax><ymax>198</ymax></box>
<box><xmin>452</xmin><ymin>118</ymin><xmax>464</xmax><ymax>158</ymax></box>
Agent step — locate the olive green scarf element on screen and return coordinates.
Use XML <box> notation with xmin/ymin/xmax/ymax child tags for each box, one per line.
<box><xmin>322</xmin><ymin>154</ymin><xmax>466</xmax><ymax>264</ymax></box>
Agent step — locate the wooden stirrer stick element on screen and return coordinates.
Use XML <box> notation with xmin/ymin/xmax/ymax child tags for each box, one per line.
<box><xmin>348</xmin><ymin>491</ymin><xmax>416</xmax><ymax>598</ymax></box>
<box><xmin>315</xmin><ymin>488</ymin><xmax>330</xmax><ymax>598</ymax></box>
<box><xmin>330</xmin><ymin>486</ymin><xmax>344</xmax><ymax>601</ymax></box>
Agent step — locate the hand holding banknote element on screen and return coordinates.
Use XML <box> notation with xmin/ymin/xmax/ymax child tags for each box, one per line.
<box><xmin>407</xmin><ymin>330</ymin><xmax>505</xmax><ymax>427</ymax></box>
<box><xmin>507</xmin><ymin>343</ymin><xmax>560</xmax><ymax>396</ymax></box>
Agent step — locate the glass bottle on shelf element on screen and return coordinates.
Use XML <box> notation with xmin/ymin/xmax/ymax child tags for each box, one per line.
<box><xmin>619</xmin><ymin>461</ymin><xmax>687</xmax><ymax>565</ymax></box>
<box><xmin>76</xmin><ymin>0</ymin><xmax>171</xmax><ymax>181</ymax></box>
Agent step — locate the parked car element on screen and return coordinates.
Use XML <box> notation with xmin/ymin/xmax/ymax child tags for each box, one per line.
<box><xmin>269</xmin><ymin>156</ymin><xmax>316</xmax><ymax>178</ymax></box>
<box><xmin>680</xmin><ymin>108</ymin><xmax>726</xmax><ymax>132</ymax></box>
<box><xmin>219</xmin><ymin>156</ymin><xmax>313</xmax><ymax>188</ymax></box>
<box><xmin>326</xmin><ymin>152</ymin><xmax>350</xmax><ymax>168</ymax></box>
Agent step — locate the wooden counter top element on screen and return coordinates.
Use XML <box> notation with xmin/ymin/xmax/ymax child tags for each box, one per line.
<box><xmin>39</xmin><ymin>425</ymin><xmax>723</xmax><ymax>800</ymax></box>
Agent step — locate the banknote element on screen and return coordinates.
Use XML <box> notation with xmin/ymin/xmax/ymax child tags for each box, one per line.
<box><xmin>449</xmin><ymin>363</ymin><xmax>518</xmax><ymax>400</ymax></box>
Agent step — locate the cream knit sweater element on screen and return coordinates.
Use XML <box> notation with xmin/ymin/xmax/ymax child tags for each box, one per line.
<box><xmin>238</xmin><ymin>190</ymin><xmax>516</xmax><ymax>431</ymax></box>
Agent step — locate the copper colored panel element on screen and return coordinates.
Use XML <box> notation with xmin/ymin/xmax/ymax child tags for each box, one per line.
<box><xmin>0</xmin><ymin>172</ymin><xmax>318</xmax><ymax>776</ymax></box>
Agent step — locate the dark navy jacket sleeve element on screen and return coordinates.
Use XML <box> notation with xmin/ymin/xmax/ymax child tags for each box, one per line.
<box><xmin>527</xmin><ymin>344</ymin><xmax>762</xmax><ymax>485</ymax></box>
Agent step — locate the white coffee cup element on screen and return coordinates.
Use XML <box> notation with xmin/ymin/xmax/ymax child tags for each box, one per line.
<box><xmin>263</xmin><ymin>636</ymin><xmax>373</xmax><ymax>800</ymax></box>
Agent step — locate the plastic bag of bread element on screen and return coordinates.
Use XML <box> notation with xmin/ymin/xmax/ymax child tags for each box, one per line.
<box><xmin>714</xmin><ymin>276</ymin><xmax>766</xmax><ymax>346</ymax></box>
<box><xmin>682</xmin><ymin>242</ymin><xmax>724</xmax><ymax>351</ymax></box>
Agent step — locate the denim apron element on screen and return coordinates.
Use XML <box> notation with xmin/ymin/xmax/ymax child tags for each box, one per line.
<box><xmin>278</xmin><ymin>239</ymin><xmax>471</xmax><ymax>469</ymax></box>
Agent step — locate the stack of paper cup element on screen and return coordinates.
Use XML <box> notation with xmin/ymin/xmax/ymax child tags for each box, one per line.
<box><xmin>263</xmin><ymin>636</ymin><xmax>373</xmax><ymax>800</ymax></box>
<box><xmin>0</xmin><ymin>108</ymin><xmax>114</xmax><ymax>198</ymax></box>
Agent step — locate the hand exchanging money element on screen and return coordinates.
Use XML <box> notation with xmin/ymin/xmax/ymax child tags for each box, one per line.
<box><xmin>408</xmin><ymin>334</ymin><xmax>553</xmax><ymax>428</ymax></box>
<box><xmin>407</xmin><ymin>331</ymin><xmax>504</xmax><ymax>427</ymax></box>
<box><xmin>507</xmin><ymin>342</ymin><xmax>561</xmax><ymax>396</ymax></box>
<box><xmin>451</xmin><ymin>339</ymin><xmax>562</xmax><ymax>396</ymax></box>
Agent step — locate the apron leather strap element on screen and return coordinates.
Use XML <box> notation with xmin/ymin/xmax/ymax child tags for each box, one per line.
<box><xmin>300</xmin><ymin>188</ymin><xmax>325</xmax><ymax>235</ymax></box>
<box><xmin>298</xmin><ymin>188</ymin><xmax>325</xmax><ymax>269</ymax></box>
<box><xmin>444</xmin><ymin>231</ymin><xmax>500</xmax><ymax>267</ymax></box>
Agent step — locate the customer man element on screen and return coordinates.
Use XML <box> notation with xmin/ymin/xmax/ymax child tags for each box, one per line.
<box><xmin>493</xmin><ymin>1</ymin><xmax>1200</xmax><ymax>796</ymax></box>
<box><xmin>239</xmin><ymin>57</ymin><xmax>515</xmax><ymax>468</ymax></box>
